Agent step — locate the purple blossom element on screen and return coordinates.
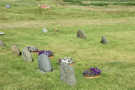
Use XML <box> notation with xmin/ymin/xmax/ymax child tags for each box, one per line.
<box><xmin>38</xmin><ymin>50</ymin><xmax>45</xmax><ymax>55</ymax></box>
<box><xmin>83</xmin><ymin>67</ymin><xmax>101</xmax><ymax>76</ymax></box>
<box><xmin>38</xmin><ymin>50</ymin><xmax>53</xmax><ymax>57</ymax></box>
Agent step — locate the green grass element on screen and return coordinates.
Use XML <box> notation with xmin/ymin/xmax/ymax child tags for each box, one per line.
<box><xmin>63</xmin><ymin>0</ymin><xmax>135</xmax><ymax>6</ymax></box>
<box><xmin>0</xmin><ymin>0</ymin><xmax>135</xmax><ymax>90</ymax></box>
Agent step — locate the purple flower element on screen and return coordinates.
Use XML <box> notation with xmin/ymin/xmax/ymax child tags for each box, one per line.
<box><xmin>90</xmin><ymin>67</ymin><xmax>101</xmax><ymax>75</ymax></box>
<box><xmin>83</xmin><ymin>67</ymin><xmax>101</xmax><ymax>76</ymax></box>
<box><xmin>38</xmin><ymin>50</ymin><xmax>53</xmax><ymax>57</ymax></box>
<box><xmin>83</xmin><ymin>70</ymin><xmax>89</xmax><ymax>76</ymax></box>
<box><xmin>38</xmin><ymin>50</ymin><xmax>45</xmax><ymax>55</ymax></box>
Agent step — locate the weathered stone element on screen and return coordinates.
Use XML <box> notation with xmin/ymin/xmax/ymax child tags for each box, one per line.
<box><xmin>38</xmin><ymin>54</ymin><xmax>53</xmax><ymax>72</ymax></box>
<box><xmin>42</xmin><ymin>28</ymin><xmax>48</xmax><ymax>33</ymax></box>
<box><xmin>22</xmin><ymin>47</ymin><xmax>33</xmax><ymax>62</ymax></box>
<box><xmin>100</xmin><ymin>36</ymin><xmax>108</xmax><ymax>44</ymax></box>
<box><xmin>77</xmin><ymin>30</ymin><xmax>87</xmax><ymax>39</ymax></box>
<box><xmin>11</xmin><ymin>45</ymin><xmax>21</xmax><ymax>56</ymax></box>
<box><xmin>27</xmin><ymin>46</ymin><xmax>38</xmax><ymax>52</ymax></box>
<box><xmin>6</xmin><ymin>4</ymin><xmax>11</xmax><ymax>8</ymax></box>
<box><xmin>60</xmin><ymin>63</ymin><xmax>76</xmax><ymax>86</ymax></box>
<box><xmin>0</xmin><ymin>32</ymin><xmax>5</xmax><ymax>35</ymax></box>
<box><xmin>0</xmin><ymin>40</ymin><xmax>5</xmax><ymax>47</ymax></box>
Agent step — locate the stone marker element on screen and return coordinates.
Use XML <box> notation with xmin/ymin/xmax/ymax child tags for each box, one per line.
<box><xmin>77</xmin><ymin>30</ymin><xmax>87</xmax><ymax>39</ymax></box>
<box><xmin>42</xmin><ymin>28</ymin><xmax>48</xmax><ymax>33</ymax></box>
<box><xmin>100</xmin><ymin>36</ymin><xmax>108</xmax><ymax>44</ymax></box>
<box><xmin>38</xmin><ymin>54</ymin><xmax>53</xmax><ymax>72</ymax></box>
<box><xmin>22</xmin><ymin>47</ymin><xmax>33</xmax><ymax>62</ymax></box>
<box><xmin>0</xmin><ymin>32</ymin><xmax>5</xmax><ymax>35</ymax></box>
<box><xmin>6</xmin><ymin>4</ymin><xmax>11</xmax><ymax>8</ymax></box>
<box><xmin>60</xmin><ymin>63</ymin><xmax>76</xmax><ymax>86</ymax></box>
<box><xmin>0</xmin><ymin>40</ymin><xmax>5</xmax><ymax>47</ymax></box>
<box><xmin>11</xmin><ymin>45</ymin><xmax>21</xmax><ymax>56</ymax></box>
<box><xmin>27</xmin><ymin>46</ymin><xmax>38</xmax><ymax>52</ymax></box>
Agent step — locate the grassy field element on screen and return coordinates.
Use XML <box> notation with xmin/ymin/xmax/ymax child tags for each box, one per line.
<box><xmin>0</xmin><ymin>0</ymin><xmax>135</xmax><ymax>90</ymax></box>
<box><xmin>63</xmin><ymin>0</ymin><xmax>135</xmax><ymax>6</ymax></box>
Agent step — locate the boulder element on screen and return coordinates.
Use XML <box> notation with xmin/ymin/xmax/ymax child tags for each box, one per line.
<box><xmin>0</xmin><ymin>32</ymin><xmax>5</xmax><ymax>35</ymax></box>
<box><xmin>100</xmin><ymin>36</ymin><xmax>108</xmax><ymax>44</ymax></box>
<box><xmin>60</xmin><ymin>63</ymin><xmax>76</xmax><ymax>86</ymax></box>
<box><xmin>6</xmin><ymin>4</ymin><xmax>11</xmax><ymax>8</ymax></box>
<box><xmin>22</xmin><ymin>47</ymin><xmax>33</xmax><ymax>62</ymax></box>
<box><xmin>77</xmin><ymin>30</ymin><xmax>87</xmax><ymax>39</ymax></box>
<box><xmin>38</xmin><ymin>54</ymin><xmax>53</xmax><ymax>72</ymax></box>
<box><xmin>42</xmin><ymin>28</ymin><xmax>48</xmax><ymax>33</ymax></box>
<box><xmin>11</xmin><ymin>45</ymin><xmax>21</xmax><ymax>56</ymax></box>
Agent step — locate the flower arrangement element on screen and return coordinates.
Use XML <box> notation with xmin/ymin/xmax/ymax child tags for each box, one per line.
<box><xmin>83</xmin><ymin>67</ymin><xmax>101</xmax><ymax>78</ymax></box>
<box><xmin>38</xmin><ymin>50</ymin><xmax>53</xmax><ymax>57</ymax></box>
<box><xmin>59</xmin><ymin>57</ymin><xmax>73</xmax><ymax>65</ymax></box>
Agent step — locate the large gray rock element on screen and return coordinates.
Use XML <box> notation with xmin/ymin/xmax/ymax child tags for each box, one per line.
<box><xmin>60</xmin><ymin>63</ymin><xmax>76</xmax><ymax>86</ymax></box>
<box><xmin>22</xmin><ymin>47</ymin><xmax>33</xmax><ymax>62</ymax></box>
<box><xmin>27</xmin><ymin>46</ymin><xmax>38</xmax><ymax>52</ymax></box>
<box><xmin>11</xmin><ymin>45</ymin><xmax>21</xmax><ymax>56</ymax></box>
<box><xmin>100</xmin><ymin>36</ymin><xmax>108</xmax><ymax>44</ymax></box>
<box><xmin>38</xmin><ymin>54</ymin><xmax>53</xmax><ymax>72</ymax></box>
<box><xmin>0</xmin><ymin>40</ymin><xmax>5</xmax><ymax>47</ymax></box>
<box><xmin>77</xmin><ymin>30</ymin><xmax>87</xmax><ymax>39</ymax></box>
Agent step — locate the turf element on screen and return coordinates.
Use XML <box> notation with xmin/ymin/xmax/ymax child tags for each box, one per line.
<box><xmin>0</xmin><ymin>0</ymin><xmax>135</xmax><ymax>90</ymax></box>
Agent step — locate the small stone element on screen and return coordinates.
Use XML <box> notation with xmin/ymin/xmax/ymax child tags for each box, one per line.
<box><xmin>11</xmin><ymin>45</ymin><xmax>21</xmax><ymax>56</ymax></box>
<box><xmin>100</xmin><ymin>36</ymin><xmax>108</xmax><ymax>44</ymax></box>
<box><xmin>0</xmin><ymin>32</ymin><xmax>5</xmax><ymax>35</ymax></box>
<box><xmin>22</xmin><ymin>47</ymin><xmax>33</xmax><ymax>62</ymax></box>
<box><xmin>42</xmin><ymin>28</ymin><xmax>48</xmax><ymax>32</ymax></box>
<box><xmin>77</xmin><ymin>30</ymin><xmax>87</xmax><ymax>39</ymax></box>
<box><xmin>59</xmin><ymin>58</ymin><xmax>62</xmax><ymax>64</ymax></box>
<box><xmin>0</xmin><ymin>40</ymin><xmax>5</xmax><ymax>47</ymax></box>
<box><xmin>38</xmin><ymin>54</ymin><xmax>53</xmax><ymax>72</ymax></box>
<box><xmin>6</xmin><ymin>4</ymin><xmax>11</xmax><ymax>8</ymax></box>
<box><xmin>27</xmin><ymin>46</ymin><xmax>38</xmax><ymax>52</ymax></box>
<box><xmin>60</xmin><ymin>63</ymin><xmax>76</xmax><ymax>86</ymax></box>
<box><xmin>55</xmin><ymin>29</ymin><xmax>59</xmax><ymax>32</ymax></box>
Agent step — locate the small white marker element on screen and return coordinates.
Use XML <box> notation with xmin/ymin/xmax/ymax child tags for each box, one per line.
<box><xmin>0</xmin><ymin>32</ymin><xmax>5</xmax><ymax>35</ymax></box>
<box><xmin>42</xmin><ymin>28</ymin><xmax>48</xmax><ymax>32</ymax></box>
